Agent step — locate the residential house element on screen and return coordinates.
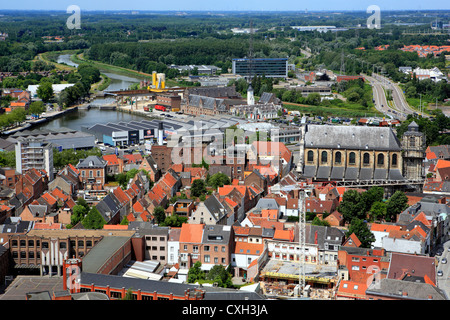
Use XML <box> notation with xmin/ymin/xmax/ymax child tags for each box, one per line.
<box><xmin>397</xmin><ymin>201</ymin><xmax>449</xmax><ymax>253</ymax></box>
<box><xmin>20</xmin><ymin>204</ymin><xmax>49</xmax><ymax>223</ymax></box>
<box><xmin>76</xmin><ymin>156</ymin><xmax>107</xmax><ymax>190</ymax></box>
<box><xmin>95</xmin><ymin>193</ymin><xmax>123</xmax><ymax>225</ymax></box>
<box><xmin>167</xmin><ymin>227</ymin><xmax>181</xmax><ymax>266</ymax></box>
<box><xmin>179</xmin><ymin>223</ymin><xmax>205</xmax><ymax>269</ymax></box>
<box><xmin>128</xmin><ymin>222</ymin><xmax>169</xmax><ymax>264</ymax></box>
<box><xmin>248</xmin><ymin>141</ymin><xmax>293</xmax><ymax>178</ymax></box>
<box><xmin>103</xmin><ymin>154</ymin><xmax>124</xmax><ymax>176</ymax></box>
<box><xmin>139</xmin><ymin>155</ymin><xmax>161</xmax><ymax>183</ymax></box>
<box><xmin>201</xmin><ymin>224</ymin><xmax>234</xmax><ymax>271</ymax></box>
<box><xmin>48</xmin><ymin>164</ymin><xmax>81</xmax><ymax>198</ymax></box>
<box><xmin>336</xmin><ymin>247</ymin><xmax>389</xmax><ymax>300</ymax></box>
<box><xmin>189</xmin><ymin>194</ymin><xmax>231</xmax><ymax>225</ymax></box>
<box><xmin>306</xmin><ymin>224</ymin><xmax>345</xmax><ymax>266</ymax></box>
<box><xmin>172</xmin><ymin>199</ymin><xmax>195</xmax><ymax>219</ymax></box>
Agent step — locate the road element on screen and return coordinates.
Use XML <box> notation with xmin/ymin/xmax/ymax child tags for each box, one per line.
<box><xmin>371</xmin><ymin>73</ymin><xmax>418</xmax><ymax>116</ymax></box>
<box><xmin>436</xmin><ymin>240</ymin><xmax>450</xmax><ymax>299</ymax></box>
<box><xmin>363</xmin><ymin>74</ymin><xmax>401</xmax><ymax>120</ymax></box>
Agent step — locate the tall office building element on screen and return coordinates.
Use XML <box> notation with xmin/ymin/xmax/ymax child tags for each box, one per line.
<box><xmin>232</xmin><ymin>58</ymin><xmax>288</xmax><ymax>79</ymax></box>
<box><xmin>15</xmin><ymin>138</ymin><xmax>54</xmax><ymax>181</ymax></box>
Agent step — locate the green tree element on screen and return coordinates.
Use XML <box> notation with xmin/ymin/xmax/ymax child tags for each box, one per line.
<box><xmin>0</xmin><ymin>151</ymin><xmax>16</xmax><ymax>167</ymax></box>
<box><xmin>153</xmin><ymin>206</ymin><xmax>166</xmax><ymax>224</ymax></box>
<box><xmin>385</xmin><ymin>191</ymin><xmax>409</xmax><ymax>222</ymax></box>
<box><xmin>312</xmin><ymin>216</ymin><xmax>330</xmax><ymax>227</ymax></box>
<box><xmin>346</xmin><ymin>218</ymin><xmax>375</xmax><ymax>248</ymax></box>
<box><xmin>160</xmin><ymin>214</ymin><xmax>187</xmax><ymax>227</ymax></box>
<box><xmin>187</xmin><ymin>261</ymin><xmax>205</xmax><ymax>283</ymax></box>
<box><xmin>207</xmin><ymin>265</ymin><xmax>234</xmax><ymax>288</ymax></box>
<box><xmin>337</xmin><ymin>189</ymin><xmax>365</xmax><ymax>223</ymax></box>
<box><xmin>191</xmin><ymin>179</ymin><xmax>207</xmax><ymax>198</ymax></box>
<box><xmin>37</xmin><ymin>81</ymin><xmax>54</xmax><ymax>103</ymax></box>
<box><xmin>28</xmin><ymin>101</ymin><xmax>46</xmax><ymax>115</ymax></box>
<box><xmin>81</xmin><ymin>206</ymin><xmax>106</xmax><ymax>230</ymax></box>
<box><xmin>369</xmin><ymin>201</ymin><xmax>387</xmax><ymax>222</ymax></box>
<box><xmin>207</xmin><ymin>172</ymin><xmax>230</xmax><ymax>189</ymax></box>
<box><xmin>71</xmin><ymin>204</ymin><xmax>88</xmax><ymax>226</ymax></box>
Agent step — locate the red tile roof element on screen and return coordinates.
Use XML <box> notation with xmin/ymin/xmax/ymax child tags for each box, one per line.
<box><xmin>103</xmin><ymin>154</ymin><xmax>120</xmax><ymax>166</ymax></box>
<box><xmin>179</xmin><ymin>223</ymin><xmax>204</xmax><ymax>243</ymax></box>
<box><xmin>234</xmin><ymin>242</ymin><xmax>264</xmax><ymax>255</ymax></box>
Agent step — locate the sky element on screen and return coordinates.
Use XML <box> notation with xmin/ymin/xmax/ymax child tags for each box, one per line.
<box><xmin>1</xmin><ymin>0</ymin><xmax>449</xmax><ymax>11</ymax></box>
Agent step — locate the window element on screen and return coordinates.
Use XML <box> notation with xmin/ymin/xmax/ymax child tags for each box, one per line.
<box><xmin>96</xmin><ymin>170</ymin><xmax>100</xmax><ymax>177</ymax></box>
<box><xmin>392</xmin><ymin>154</ymin><xmax>398</xmax><ymax>167</ymax></box>
<box><xmin>348</xmin><ymin>152</ymin><xmax>356</xmax><ymax>165</ymax></box>
<box><xmin>377</xmin><ymin>154</ymin><xmax>384</xmax><ymax>166</ymax></box>
<box><xmin>321</xmin><ymin>151</ymin><xmax>328</xmax><ymax>164</ymax></box>
<box><xmin>335</xmin><ymin>152</ymin><xmax>342</xmax><ymax>164</ymax></box>
<box><xmin>307</xmin><ymin>151</ymin><xmax>314</xmax><ymax>163</ymax></box>
<box><xmin>28</xmin><ymin>240</ymin><xmax>34</xmax><ymax>247</ymax></box>
<box><xmin>204</xmin><ymin>255</ymin><xmax>210</xmax><ymax>263</ymax></box>
<box><xmin>204</xmin><ymin>245</ymin><xmax>210</xmax><ymax>252</ymax></box>
<box><xmin>363</xmin><ymin>153</ymin><xmax>370</xmax><ymax>165</ymax></box>
<box><xmin>60</xmin><ymin>242</ymin><xmax>67</xmax><ymax>249</ymax></box>
<box><xmin>410</xmin><ymin>137</ymin><xmax>416</xmax><ymax>147</ymax></box>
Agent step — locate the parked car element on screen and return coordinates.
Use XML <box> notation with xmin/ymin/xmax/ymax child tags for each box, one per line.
<box><xmin>437</xmin><ymin>270</ymin><xmax>443</xmax><ymax>277</ymax></box>
<box><xmin>442</xmin><ymin>258</ymin><xmax>447</xmax><ymax>264</ymax></box>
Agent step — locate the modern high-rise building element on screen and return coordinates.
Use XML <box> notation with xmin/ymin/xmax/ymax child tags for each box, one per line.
<box><xmin>232</xmin><ymin>58</ymin><xmax>288</xmax><ymax>79</ymax></box>
<box><xmin>15</xmin><ymin>138</ymin><xmax>54</xmax><ymax>181</ymax></box>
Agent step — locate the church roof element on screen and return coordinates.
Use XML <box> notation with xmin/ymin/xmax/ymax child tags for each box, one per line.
<box><xmin>304</xmin><ymin>125</ymin><xmax>402</xmax><ymax>151</ymax></box>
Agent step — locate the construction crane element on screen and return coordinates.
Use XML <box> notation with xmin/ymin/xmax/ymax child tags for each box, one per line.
<box><xmin>281</xmin><ymin>181</ymin><xmax>314</xmax><ymax>298</ymax></box>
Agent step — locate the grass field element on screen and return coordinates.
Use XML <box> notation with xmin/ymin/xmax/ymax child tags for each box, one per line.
<box><xmin>283</xmin><ymin>101</ymin><xmax>383</xmax><ymax>118</ymax></box>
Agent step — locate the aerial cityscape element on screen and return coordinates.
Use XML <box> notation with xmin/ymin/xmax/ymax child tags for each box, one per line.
<box><xmin>0</xmin><ymin>1</ymin><xmax>449</xmax><ymax>310</ymax></box>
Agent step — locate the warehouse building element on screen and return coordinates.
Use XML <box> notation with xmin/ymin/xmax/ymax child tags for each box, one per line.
<box><xmin>82</xmin><ymin>117</ymin><xmax>245</xmax><ymax>147</ymax></box>
<box><xmin>9</xmin><ymin>128</ymin><xmax>96</xmax><ymax>151</ymax></box>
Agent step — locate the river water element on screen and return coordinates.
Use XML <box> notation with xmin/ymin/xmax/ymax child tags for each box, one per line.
<box><xmin>39</xmin><ymin>54</ymin><xmax>150</xmax><ymax>131</ymax></box>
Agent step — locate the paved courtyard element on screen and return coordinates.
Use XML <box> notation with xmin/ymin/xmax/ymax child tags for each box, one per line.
<box><xmin>0</xmin><ymin>276</ymin><xmax>64</xmax><ymax>300</ymax></box>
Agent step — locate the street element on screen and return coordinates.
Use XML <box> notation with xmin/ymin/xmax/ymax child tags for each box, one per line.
<box><xmin>436</xmin><ymin>240</ymin><xmax>450</xmax><ymax>299</ymax></box>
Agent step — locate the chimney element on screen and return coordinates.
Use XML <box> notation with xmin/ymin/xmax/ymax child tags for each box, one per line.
<box><xmin>158</xmin><ymin>122</ymin><xmax>164</xmax><ymax>146</ymax></box>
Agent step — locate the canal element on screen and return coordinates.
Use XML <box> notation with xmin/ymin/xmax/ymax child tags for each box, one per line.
<box><xmin>37</xmin><ymin>54</ymin><xmax>151</xmax><ymax>131</ymax></box>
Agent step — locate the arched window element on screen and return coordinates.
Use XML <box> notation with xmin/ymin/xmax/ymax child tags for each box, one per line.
<box><xmin>377</xmin><ymin>154</ymin><xmax>385</xmax><ymax>166</ymax></box>
<box><xmin>349</xmin><ymin>152</ymin><xmax>356</xmax><ymax>165</ymax></box>
<box><xmin>307</xmin><ymin>151</ymin><xmax>314</xmax><ymax>163</ymax></box>
<box><xmin>392</xmin><ymin>154</ymin><xmax>398</xmax><ymax>167</ymax></box>
<box><xmin>363</xmin><ymin>153</ymin><xmax>370</xmax><ymax>165</ymax></box>
<box><xmin>335</xmin><ymin>152</ymin><xmax>342</xmax><ymax>164</ymax></box>
<box><xmin>321</xmin><ymin>151</ymin><xmax>328</xmax><ymax>164</ymax></box>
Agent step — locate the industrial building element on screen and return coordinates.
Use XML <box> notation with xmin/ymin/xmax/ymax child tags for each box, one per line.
<box><xmin>8</xmin><ymin>128</ymin><xmax>96</xmax><ymax>151</ymax></box>
<box><xmin>82</xmin><ymin>116</ymin><xmax>246</xmax><ymax>148</ymax></box>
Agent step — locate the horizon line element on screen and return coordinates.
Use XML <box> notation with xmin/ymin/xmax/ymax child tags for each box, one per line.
<box><xmin>0</xmin><ymin>8</ymin><xmax>450</xmax><ymax>12</ymax></box>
